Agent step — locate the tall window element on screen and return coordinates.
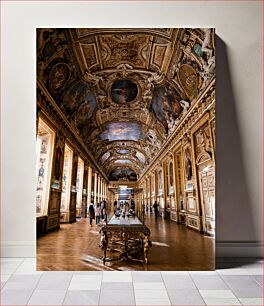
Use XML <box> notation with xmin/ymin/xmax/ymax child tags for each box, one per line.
<box><xmin>60</xmin><ymin>144</ymin><xmax>73</xmax><ymax>212</ymax></box>
<box><xmin>76</xmin><ymin>157</ymin><xmax>84</xmax><ymax>209</ymax></box>
<box><xmin>36</xmin><ymin>118</ymin><xmax>55</xmax><ymax>216</ymax></box>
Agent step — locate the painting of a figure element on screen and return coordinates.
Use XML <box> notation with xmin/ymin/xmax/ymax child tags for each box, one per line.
<box><xmin>109</xmin><ymin>168</ymin><xmax>137</xmax><ymax>181</ymax></box>
<box><xmin>151</xmin><ymin>83</ymin><xmax>183</xmax><ymax>131</ymax></box>
<box><xmin>185</xmin><ymin>148</ymin><xmax>192</xmax><ymax>181</ymax></box>
<box><xmin>61</xmin><ymin>81</ymin><xmax>97</xmax><ymax>130</ymax></box>
<box><xmin>111</xmin><ymin>80</ymin><xmax>138</xmax><ymax>104</ymax></box>
<box><xmin>101</xmin><ymin>122</ymin><xmax>144</xmax><ymax>141</ymax></box>
<box><xmin>49</xmin><ymin>63</ymin><xmax>70</xmax><ymax>93</ymax></box>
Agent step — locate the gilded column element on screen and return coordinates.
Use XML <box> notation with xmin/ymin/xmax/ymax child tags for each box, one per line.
<box><xmin>145</xmin><ymin>178</ymin><xmax>148</xmax><ymax>212</ymax></box>
<box><xmin>94</xmin><ymin>172</ymin><xmax>97</xmax><ymax>205</ymax></box>
<box><xmin>87</xmin><ymin>166</ymin><xmax>92</xmax><ymax>205</ymax></box>
<box><xmin>98</xmin><ymin>176</ymin><xmax>102</xmax><ymax>203</ymax></box>
<box><xmin>101</xmin><ymin>177</ymin><xmax>103</xmax><ymax>203</ymax></box>
<box><xmin>172</xmin><ymin>152</ymin><xmax>179</xmax><ymax>222</ymax></box>
<box><xmin>149</xmin><ymin>175</ymin><xmax>153</xmax><ymax>211</ymax></box>
<box><xmin>141</xmin><ymin>189</ymin><xmax>144</xmax><ymax>220</ymax></box>
<box><xmin>104</xmin><ymin>181</ymin><xmax>106</xmax><ymax>201</ymax></box>
<box><xmin>101</xmin><ymin>178</ymin><xmax>104</xmax><ymax>202</ymax></box>
<box><xmin>167</xmin><ymin>160</ymin><xmax>171</xmax><ymax>210</ymax></box>
<box><xmin>154</xmin><ymin>171</ymin><xmax>157</xmax><ymax>202</ymax></box>
<box><xmin>97</xmin><ymin>176</ymin><xmax>100</xmax><ymax>203</ymax></box>
<box><xmin>162</xmin><ymin>161</ymin><xmax>167</xmax><ymax>218</ymax></box>
<box><xmin>100</xmin><ymin>178</ymin><xmax>103</xmax><ymax>202</ymax></box>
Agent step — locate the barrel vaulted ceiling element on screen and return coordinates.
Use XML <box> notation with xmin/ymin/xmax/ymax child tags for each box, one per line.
<box><xmin>37</xmin><ymin>28</ymin><xmax>215</xmax><ymax>182</ymax></box>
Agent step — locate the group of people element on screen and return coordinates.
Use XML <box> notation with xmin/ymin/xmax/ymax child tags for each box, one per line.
<box><xmin>88</xmin><ymin>200</ymin><xmax>107</xmax><ymax>226</ymax></box>
<box><xmin>113</xmin><ymin>200</ymin><xmax>137</xmax><ymax>218</ymax></box>
<box><xmin>114</xmin><ymin>200</ymin><xmax>129</xmax><ymax>212</ymax></box>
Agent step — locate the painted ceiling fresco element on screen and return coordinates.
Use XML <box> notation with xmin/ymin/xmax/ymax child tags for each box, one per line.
<box><xmin>115</xmin><ymin>159</ymin><xmax>132</xmax><ymax>164</ymax></box>
<box><xmin>100</xmin><ymin>122</ymin><xmax>144</xmax><ymax>142</ymax></box>
<box><xmin>151</xmin><ymin>84</ymin><xmax>183</xmax><ymax>131</ymax></box>
<box><xmin>37</xmin><ymin>28</ymin><xmax>215</xmax><ymax>181</ymax></box>
<box><xmin>109</xmin><ymin>168</ymin><xmax>137</xmax><ymax>181</ymax></box>
<box><xmin>61</xmin><ymin>81</ymin><xmax>97</xmax><ymax>130</ymax></box>
<box><xmin>116</xmin><ymin>149</ymin><xmax>129</xmax><ymax>154</ymax></box>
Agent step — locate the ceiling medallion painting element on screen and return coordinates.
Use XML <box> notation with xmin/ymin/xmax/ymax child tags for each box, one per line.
<box><xmin>49</xmin><ymin>63</ymin><xmax>71</xmax><ymax>93</ymax></box>
<box><xmin>37</xmin><ymin>28</ymin><xmax>215</xmax><ymax>182</ymax></box>
<box><xmin>111</xmin><ymin>80</ymin><xmax>138</xmax><ymax>104</ymax></box>
<box><xmin>178</xmin><ymin>64</ymin><xmax>199</xmax><ymax>101</ymax></box>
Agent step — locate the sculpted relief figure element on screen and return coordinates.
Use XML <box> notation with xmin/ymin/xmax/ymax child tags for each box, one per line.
<box><xmin>141</xmin><ymin>71</ymin><xmax>165</xmax><ymax>105</ymax></box>
<box><xmin>179</xmin><ymin>100</ymin><xmax>190</xmax><ymax>114</ymax></box>
<box><xmin>146</xmin><ymin>129</ymin><xmax>162</xmax><ymax>149</ymax></box>
<box><xmin>141</xmin><ymin>144</ymin><xmax>151</xmax><ymax>158</ymax></box>
<box><xmin>201</xmin><ymin>28</ymin><xmax>213</xmax><ymax>59</ymax></box>
<box><xmin>167</xmin><ymin>114</ymin><xmax>175</xmax><ymax>134</ymax></box>
<box><xmin>198</xmin><ymin>129</ymin><xmax>211</xmax><ymax>153</ymax></box>
<box><xmin>83</xmin><ymin>70</ymin><xmax>103</xmax><ymax>85</ymax></box>
<box><xmin>167</xmin><ymin>114</ymin><xmax>181</xmax><ymax>135</ymax></box>
<box><xmin>199</xmin><ymin>56</ymin><xmax>215</xmax><ymax>88</ymax></box>
<box><xmin>147</xmin><ymin>71</ymin><xmax>164</xmax><ymax>84</ymax></box>
<box><xmin>142</xmin><ymin>79</ymin><xmax>154</xmax><ymax>103</ymax></box>
<box><xmin>83</xmin><ymin>70</ymin><xmax>108</xmax><ymax>108</ymax></box>
<box><xmin>199</xmin><ymin>29</ymin><xmax>215</xmax><ymax>87</ymax></box>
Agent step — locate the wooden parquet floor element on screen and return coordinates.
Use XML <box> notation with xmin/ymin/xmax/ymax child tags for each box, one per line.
<box><xmin>37</xmin><ymin>214</ymin><xmax>215</xmax><ymax>271</ymax></box>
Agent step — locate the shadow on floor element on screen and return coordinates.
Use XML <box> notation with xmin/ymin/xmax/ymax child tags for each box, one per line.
<box><xmin>216</xmin><ymin>257</ymin><xmax>263</xmax><ymax>269</ymax></box>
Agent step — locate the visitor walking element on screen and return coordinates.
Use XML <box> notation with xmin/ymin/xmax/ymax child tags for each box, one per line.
<box><xmin>88</xmin><ymin>201</ymin><xmax>95</xmax><ymax>226</ymax></box>
<box><xmin>153</xmin><ymin>201</ymin><xmax>159</xmax><ymax>221</ymax></box>
<box><xmin>102</xmin><ymin>206</ymin><xmax>107</xmax><ymax>222</ymax></box>
<box><xmin>100</xmin><ymin>201</ymin><xmax>105</xmax><ymax>219</ymax></box>
<box><xmin>95</xmin><ymin>204</ymin><xmax>101</xmax><ymax>226</ymax></box>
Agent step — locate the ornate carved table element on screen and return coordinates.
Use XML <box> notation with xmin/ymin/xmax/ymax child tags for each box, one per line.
<box><xmin>99</xmin><ymin>215</ymin><xmax>151</xmax><ymax>264</ymax></box>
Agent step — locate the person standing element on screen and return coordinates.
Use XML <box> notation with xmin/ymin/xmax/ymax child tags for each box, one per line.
<box><xmin>95</xmin><ymin>204</ymin><xmax>101</xmax><ymax>226</ymax></box>
<box><xmin>100</xmin><ymin>201</ymin><xmax>104</xmax><ymax>219</ymax></box>
<box><xmin>103</xmin><ymin>201</ymin><xmax>107</xmax><ymax>222</ymax></box>
<box><xmin>102</xmin><ymin>206</ymin><xmax>107</xmax><ymax>222</ymax></box>
<box><xmin>153</xmin><ymin>201</ymin><xmax>159</xmax><ymax>221</ymax></box>
<box><xmin>88</xmin><ymin>201</ymin><xmax>95</xmax><ymax>226</ymax></box>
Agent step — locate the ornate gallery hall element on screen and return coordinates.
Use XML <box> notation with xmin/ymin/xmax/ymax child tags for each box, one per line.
<box><xmin>36</xmin><ymin>28</ymin><xmax>215</xmax><ymax>270</ymax></box>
